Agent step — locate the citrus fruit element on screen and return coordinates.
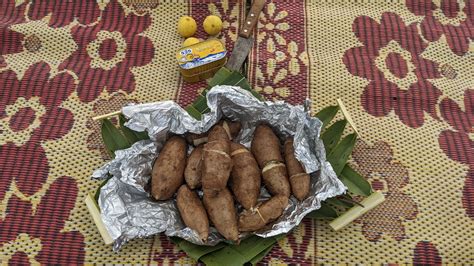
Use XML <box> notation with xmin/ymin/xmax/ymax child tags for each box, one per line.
<box><xmin>177</xmin><ymin>16</ymin><xmax>197</xmax><ymax>38</ymax></box>
<box><xmin>203</xmin><ymin>15</ymin><xmax>223</xmax><ymax>36</ymax></box>
<box><xmin>182</xmin><ymin>37</ymin><xmax>200</xmax><ymax>47</ymax></box>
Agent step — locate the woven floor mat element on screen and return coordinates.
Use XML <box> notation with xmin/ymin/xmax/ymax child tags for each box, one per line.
<box><xmin>1</xmin><ymin>0</ymin><xmax>473</xmax><ymax>264</ymax></box>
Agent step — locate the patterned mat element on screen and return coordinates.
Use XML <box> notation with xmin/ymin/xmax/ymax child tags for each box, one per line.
<box><xmin>1</xmin><ymin>0</ymin><xmax>473</xmax><ymax>264</ymax></box>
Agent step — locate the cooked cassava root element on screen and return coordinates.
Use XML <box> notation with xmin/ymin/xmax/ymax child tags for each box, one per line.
<box><xmin>176</xmin><ymin>185</ymin><xmax>209</xmax><ymax>241</ymax></box>
<box><xmin>284</xmin><ymin>138</ymin><xmax>310</xmax><ymax>201</ymax></box>
<box><xmin>202</xmin><ymin>125</ymin><xmax>233</xmax><ymax>195</ymax></box>
<box><xmin>185</xmin><ymin>120</ymin><xmax>241</xmax><ymax>146</ymax></box>
<box><xmin>184</xmin><ymin>145</ymin><xmax>203</xmax><ymax>189</ymax></box>
<box><xmin>203</xmin><ymin>188</ymin><xmax>239</xmax><ymax>242</ymax></box>
<box><xmin>238</xmin><ymin>195</ymin><xmax>288</xmax><ymax>232</ymax></box>
<box><xmin>151</xmin><ymin>121</ymin><xmax>313</xmax><ymax>240</ymax></box>
<box><xmin>151</xmin><ymin>136</ymin><xmax>187</xmax><ymax>200</ymax></box>
<box><xmin>221</xmin><ymin>120</ymin><xmax>241</xmax><ymax>140</ymax></box>
<box><xmin>251</xmin><ymin>125</ymin><xmax>291</xmax><ymax>197</ymax></box>
<box><xmin>230</xmin><ymin>143</ymin><xmax>261</xmax><ymax>210</ymax></box>
<box><xmin>200</xmin><ymin>125</ymin><xmax>240</xmax><ymax>241</ymax></box>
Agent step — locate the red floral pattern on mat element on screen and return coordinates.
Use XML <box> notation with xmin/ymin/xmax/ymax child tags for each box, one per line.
<box><xmin>0</xmin><ymin>1</ymin><xmax>26</xmax><ymax>67</ymax></box>
<box><xmin>27</xmin><ymin>0</ymin><xmax>101</xmax><ymax>27</ymax></box>
<box><xmin>60</xmin><ymin>0</ymin><xmax>154</xmax><ymax>103</ymax></box>
<box><xmin>152</xmin><ymin>234</ymin><xmax>187</xmax><ymax>264</ymax></box>
<box><xmin>438</xmin><ymin>89</ymin><xmax>474</xmax><ymax>219</ymax></box>
<box><xmin>406</xmin><ymin>0</ymin><xmax>474</xmax><ymax>56</ymax></box>
<box><xmin>249</xmin><ymin>1</ymin><xmax>309</xmax><ymax>104</ymax></box>
<box><xmin>0</xmin><ymin>142</ymin><xmax>49</xmax><ymax>200</ymax></box>
<box><xmin>0</xmin><ymin>177</ymin><xmax>85</xmax><ymax>264</ymax></box>
<box><xmin>343</xmin><ymin>12</ymin><xmax>442</xmax><ymax>128</ymax></box>
<box><xmin>260</xmin><ymin>219</ymin><xmax>314</xmax><ymax>264</ymax></box>
<box><xmin>0</xmin><ymin>1</ymin><xmax>25</xmax><ymax>24</ymax></box>
<box><xmin>10</xmin><ymin>252</ymin><xmax>30</xmax><ymax>264</ymax></box>
<box><xmin>352</xmin><ymin>141</ymin><xmax>418</xmax><ymax>241</ymax></box>
<box><xmin>413</xmin><ymin>241</ymin><xmax>442</xmax><ymax>265</ymax></box>
<box><xmin>0</xmin><ymin>63</ymin><xmax>75</xmax><ymax>144</ymax></box>
<box><xmin>122</xmin><ymin>0</ymin><xmax>160</xmax><ymax>15</ymax></box>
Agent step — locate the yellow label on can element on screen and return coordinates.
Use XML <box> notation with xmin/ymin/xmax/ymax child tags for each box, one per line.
<box><xmin>176</xmin><ymin>39</ymin><xmax>227</xmax><ymax>70</ymax></box>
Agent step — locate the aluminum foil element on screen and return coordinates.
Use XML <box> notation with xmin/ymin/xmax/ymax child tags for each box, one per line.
<box><xmin>92</xmin><ymin>86</ymin><xmax>346</xmax><ymax>251</ymax></box>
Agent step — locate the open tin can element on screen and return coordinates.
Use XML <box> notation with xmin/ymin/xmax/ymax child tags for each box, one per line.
<box><xmin>176</xmin><ymin>39</ymin><xmax>227</xmax><ymax>83</ymax></box>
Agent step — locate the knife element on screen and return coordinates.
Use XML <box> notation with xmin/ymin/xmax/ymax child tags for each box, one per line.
<box><xmin>225</xmin><ymin>0</ymin><xmax>266</xmax><ymax>71</ymax></box>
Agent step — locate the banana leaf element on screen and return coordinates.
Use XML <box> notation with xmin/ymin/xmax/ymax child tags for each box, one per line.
<box><xmin>208</xmin><ymin>67</ymin><xmax>232</xmax><ymax>88</ymax></box>
<box><xmin>249</xmin><ymin>245</ymin><xmax>274</xmax><ymax>265</ymax></box>
<box><xmin>315</xmin><ymin>105</ymin><xmax>339</xmax><ymax>130</ymax></box>
<box><xmin>93</xmin><ymin>178</ymin><xmax>111</xmax><ymax>206</ymax></box>
<box><xmin>340</xmin><ymin>165</ymin><xmax>372</xmax><ymax>196</ymax></box>
<box><xmin>321</xmin><ymin>119</ymin><xmax>347</xmax><ymax>154</ymax></box>
<box><xmin>200</xmin><ymin>236</ymin><xmax>278</xmax><ymax>266</ymax></box>
<box><xmin>187</xmin><ymin>71</ymin><xmax>263</xmax><ymax>120</ymax></box>
<box><xmin>326</xmin><ymin>133</ymin><xmax>357</xmax><ymax>176</ymax></box>
<box><xmin>306</xmin><ymin>202</ymin><xmax>338</xmax><ymax>219</ymax></box>
<box><xmin>101</xmin><ymin>119</ymin><xmax>131</xmax><ymax>157</ymax></box>
<box><xmin>119</xmin><ymin>114</ymin><xmax>149</xmax><ymax>141</ymax></box>
<box><xmin>118</xmin><ymin>114</ymin><xmax>140</xmax><ymax>144</ymax></box>
<box><xmin>170</xmin><ymin>237</ymin><xmax>226</xmax><ymax>261</ymax></box>
<box><xmin>327</xmin><ymin>197</ymin><xmax>353</xmax><ymax>208</ymax></box>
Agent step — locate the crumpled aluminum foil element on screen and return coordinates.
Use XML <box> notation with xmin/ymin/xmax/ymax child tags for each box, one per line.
<box><xmin>92</xmin><ymin>86</ymin><xmax>346</xmax><ymax>251</ymax></box>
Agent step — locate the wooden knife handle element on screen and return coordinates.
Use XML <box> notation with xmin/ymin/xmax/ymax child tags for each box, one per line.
<box><xmin>239</xmin><ymin>0</ymin><xmax>265</xmax><ymax>38</ymax></box>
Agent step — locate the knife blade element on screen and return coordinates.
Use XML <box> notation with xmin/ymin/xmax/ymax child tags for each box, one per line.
<box><xmin>225</xmin><ymin>0</ymin><xmax>265</xmax><ymax>71</ymax></box>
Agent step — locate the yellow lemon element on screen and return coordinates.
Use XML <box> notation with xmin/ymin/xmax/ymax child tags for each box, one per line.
<box><xmin>177</xmin><ymin>16</ymin><xmax>197</xmax><ymax>38</ymax></box>
<box><xmin>182</xmin><ymin>37</ymin><xmax>200</xmax><ymax>47</ymax></box>
<box><xmin>203</xmin><ymin>15</ymin><xmax>223</xmax><ymax>36</ymax></box>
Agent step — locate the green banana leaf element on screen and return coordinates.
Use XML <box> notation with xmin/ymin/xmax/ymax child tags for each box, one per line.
<box><xmin>326</xmin><ymin>133</ymin><xmax>357</xmax><ymax>176</ymax></box>
<box><xmin>315</xmin><ymin>105</ymin><xmax>339</xmax><ymax>130</ymax></box>
<box><xmin>200</xmin><ymin>236</ymin><xmax>278</xmax><ymax>266</ymax></box>
<box><xmin>118</xmin><ymin>114</ymin><xmax>140</xmax><ymax>144</ymax></box>
<box><xmin>187</xmin><ymin>71</ymin><xmax>263</xmax><ymax>120</ymax></box>
<box><xmin>340</xmin><ymin>165</ymin><xmax>372</xmax><ymax>196</ymax></box>
<box><xmin>306</xmin><ymin>202</ymin><xmax>338</xmax><ymax>219</ymax></box>
<box><xmin>327</xmin><ymin>197</ymin><xmax>353</xmax><ymax>208</ymax></box>
<box><xmin>170</xmin><ymin>237</ymin><xmax>226</xmax><ymax>261</ymax></box>
<box><xmin>119</xmin><ymin>114</ymin><xmax>149</xmax><ymax>141</ymax></box>
<box><xmin>208</xmin><ymin>67</ymin><xmax>232</xmax><ymax>88</ymax></box>
<box><xmin>321</xmin><ymin>119</ymin><xmax>347</xmax><ymax>154</ymax></box>
<box><xmin>249</xmin><ymin>245</ymin><xmax>274</xmax><ymax>265</ymax></box>
<box><xmin>94</xmin><ymin>178</ymin><xmax>110</xmax><ymax>204</ymax></box>
<box><xmin>100</xmin><ymin>119</ymin><xmax>131</xmax><ymax>157</ymax></box>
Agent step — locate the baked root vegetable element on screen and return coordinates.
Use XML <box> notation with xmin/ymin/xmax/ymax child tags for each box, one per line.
<box><xmin>230</xmin><ymin>143</ymin><xmax>261</xmax><ymax>210</ymax></box>
<box><xmin>203</xmin><ymin>188</ymin><xmax>239</xmax><ymax>241</ymax></box>
<box><xmin>284</xmin><ymin>138</ymin><xmax>310</xmax><ymax>201</ymax></box>
<box><xmin>220</xmin><ymin>120</ymin><xmax>241</xmax><ymax>140</ymax></box>
<box><xmin>176</xmin><ymin>185</ymin><xmax>209</xmax><ymax>242</ymax></box>
<box><xmin>261</xmin><ymin>162</ymin><xmax>290</xmax><ymax>197</ymax></box>
<box><xmin>251</xmin><ymin>124</ymin><xmax>284</xmax><ymax>166</ymax></box>
<box><xmin>202</xmin><ymin>125</ymin><xmax>232</xmax><ymax>195</ymax></box>
<box><xmin>251</xmin><ymin>124</ymin><xmax>290</xmax><ymax>197</ymax></box>
<box><xmin>207</xmin><ymin>125</ymin><xmax>229</xmax><ymax>142</ymax></box>
<box><xmin>238</xmin><ymin>195</ymin><xmax>288</xmax><ymax>232</ymax></box>
<box><xmin>185</xmin><ymin>132</ymin><xmax>207</xmax><ymax>146</ymax></box>
<box><xmin>184</xmin><ymin>145</ymin><xmax>203</xmax><ymax>189</ymax></box>
<box><xmin>151</xmin><ymin>136</ymin><xmax>187</xmax><ymax>200</ymax></box>
<box><xmin>185</xmin><ymin>120</ymin><xmax>241</xmax><ymax>146</ymax></box>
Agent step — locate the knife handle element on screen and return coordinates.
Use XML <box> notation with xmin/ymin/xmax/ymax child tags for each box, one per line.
<box><xmin>239</xmin><ymin>0</ymin><xmax>266</xmax><ymax>38</ymax></box>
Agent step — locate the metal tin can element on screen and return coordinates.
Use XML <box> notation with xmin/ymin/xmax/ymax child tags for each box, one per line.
<box><xmin>176</xmin><ymin>39</ymin><xmax>227</xmax><ymax>83</ymax></box>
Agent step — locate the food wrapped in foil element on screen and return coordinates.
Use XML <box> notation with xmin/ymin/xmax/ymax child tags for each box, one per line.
<box><xmin>92</xmin><ymin>86</ymin><xmax>346</xmax><ymax>251</ymax></box>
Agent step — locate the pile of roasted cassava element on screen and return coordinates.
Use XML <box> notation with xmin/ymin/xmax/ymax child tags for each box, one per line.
<box><xmin>151</xmin><ymin>120</ymin><xmax>311</xmax><ymax>243</ymax></box>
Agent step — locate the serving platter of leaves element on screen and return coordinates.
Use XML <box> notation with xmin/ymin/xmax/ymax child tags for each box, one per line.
<box><xmin>95</xmin><ymin>69</ymin><xmax>378</xmax><ymax>265</ymax></box>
